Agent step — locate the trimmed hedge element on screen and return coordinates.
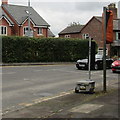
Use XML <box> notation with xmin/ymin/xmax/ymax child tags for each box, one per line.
<box><xmin>2</xmin><ymin>36</ymin><xmax>97</xmax><ymax>63</ymax></box>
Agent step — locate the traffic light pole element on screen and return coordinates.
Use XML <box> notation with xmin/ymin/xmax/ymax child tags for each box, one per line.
<box><xmin>89</xmin><ymin>37</ymin><xmax>91</xmax><ymax>80</ymax></box>
<box><xmin>103</xmin><ymin>7</ymin><xmax>107</xmax><ymax>92</ymax></box>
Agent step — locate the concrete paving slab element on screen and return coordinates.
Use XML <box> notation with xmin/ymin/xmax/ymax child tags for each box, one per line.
<box><xmin>69</xmin><ymin>104</ymin><xmax>104</xmax><ymax>113</ymax></box>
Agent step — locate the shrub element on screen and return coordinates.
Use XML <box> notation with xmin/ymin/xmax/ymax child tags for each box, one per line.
<box><xmin>2</xmin><ymin>36</ymin><xmax>97</xmax><ymax>63</ymax></box>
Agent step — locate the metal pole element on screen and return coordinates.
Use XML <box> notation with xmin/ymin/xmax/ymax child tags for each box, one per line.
<box><xmin>28</xmin><ymin>0</ymin><xmax>31</xmax><ymax>37</ymax></box>
<box><xmin>103</xmin><ymin>7</ymin><xmax>107</xmax><ymax>92</ymax></box>
<box><xmin>89</xmin><ymin>37</ymin><xmax>91</xmax><ymax>80</ymax></box>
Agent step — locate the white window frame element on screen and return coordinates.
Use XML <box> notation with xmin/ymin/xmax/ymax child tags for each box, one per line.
<box><xmin>37</xmin><ymin>28</ymin><xmax>43</xmax><ymax>35</ymax></box>
<box><xmin>116</xmin><ymin>32</ymin><xmax>120</xmax><ymax>40</ymax></box>
<box><xmin>24</xmin><ymin>26</ymin><xmax>29</xmax><ymax>35</ymax></box>
<box><xmin>0</xmin><ymin>26</ymin><xmax>7</xmax><ymax>36</ymax></box>
<box><xmin>65</xmin><ymin>35</ymin><xmax>70</xmax><ymax>38</ymax></box>
<box><xmin>23</xmin><ymin>26</ymin><xmax>33</xmax><ymax>36</ymax></box>
<box><xmin>82</xmin><ymin>33</ymin><xmax>89</xmax><ymax>39</ymax></box>
<box><xmin>98</xmin><ymin>48</ymin><xmax>108</xmax><ymax>56</ymax></box>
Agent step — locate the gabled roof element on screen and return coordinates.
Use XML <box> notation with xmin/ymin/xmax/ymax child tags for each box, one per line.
<box><xmin>48</xmin><ymin>29</ymin><xmax>55</xmax><ymax>37</ymax></box>
<box><xmin>59</xmin><ymin>25</ymin><xmax>84</xmax><ymax>35</ymax></box>
<box><xmin>0</xmin><ymin>6</ymin><xmax>14</xmax><ymax>26</ymax></box>
<box><xmin>2</xmin><ymin>4</ymin><xmax>50</xmax><ymax>27</ymax></box>
<box><xmin>94</xmin><ymin>16</ymin><xmax>102</xmax><ymax>23</ymax></box>
<box><xmin>80</xmin><ymin>16</ymin><xmax>102</xmax><ymax>32</ymax></box>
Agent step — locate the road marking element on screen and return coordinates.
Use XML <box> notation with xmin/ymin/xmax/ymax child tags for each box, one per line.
<box><xmin>32</xmin><ymin>91</ymin><xmax>72</xmax><ymax>105</ymax></box>
<box><xmin>2</xmin><ymin>90</ymin><xmax>73</xmax><ymax>115</ymax></box>
<box><xmin>69</xmin><ymin>104</ymin><xmax>104</xmax><ymax>113</ymax></box>
<box><xmin>2</xmin><ymin>64</ymin><xmax>73</xmax><ymax>68</ymax></box>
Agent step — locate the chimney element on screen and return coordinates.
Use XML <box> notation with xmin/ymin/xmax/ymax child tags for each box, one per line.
<box><xmin>108</xmin><ymin>3</ymin><xmax>117</xmax><ymax>19</ymax></box>
<box><xmin>118</xmin><ymin>1</ymin><xmax>120</xmax><ymax>18</ymax></box>
<box><xmin>2</xmin><ymin>0</ymin><xmax>8</xmax><ymax>5</ymax></box>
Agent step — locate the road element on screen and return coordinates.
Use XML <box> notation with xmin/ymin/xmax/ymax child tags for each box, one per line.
<box><xmin>2</xmin><ymin>64</ymin><xmax>119</xmax><ymax>114</ymax></box>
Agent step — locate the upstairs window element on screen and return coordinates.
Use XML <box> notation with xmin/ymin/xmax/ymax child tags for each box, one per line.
<box><xmin>65</xmin><ymin>35</ymin><xmax>70</xmax><ymax>38</ymax></box>
<box><xmin>82</xmin><ymin>33</ymin><xmax>89</xmax><ymax>39</ymax></box>
<box><xmin>24</xmin><ymin>27</ymin><xmax>29</xmax><ymax>35</ymax></box>
<box><xmin>0</xmin><ymin>26</ymin><xmax>7</xmax><ymax>35</ymax></box>
<box><xmin>38</xmin><ymin>28</ymin><xmax>43</xmax><ymax>35</ymax></box>
<box><xmin>23</xmin><ymin>26</ymin><xmax>33</xmax><ymax>37</ymax></box>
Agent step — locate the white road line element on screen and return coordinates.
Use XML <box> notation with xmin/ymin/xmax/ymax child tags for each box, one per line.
<box><xmin>2</xmin><ymin>90</ymin><xmax>73</xmax><ymax>115</ymax></box>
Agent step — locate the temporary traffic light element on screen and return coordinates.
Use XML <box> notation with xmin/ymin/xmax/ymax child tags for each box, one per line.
<box><xmin>106</xmin><ymin>10</ymin><xmax>113</xmax><ymax>44</ymax></box>
<box><xmin>102</xmin><ymin>10</ymin><xmax>113</xmax><ymax>44</ymax></box>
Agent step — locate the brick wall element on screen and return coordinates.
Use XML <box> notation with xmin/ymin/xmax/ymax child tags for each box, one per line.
<box><xmin>2</xmin><ymin>6</ymin><xmax>48</xmax><ymax>38</ymax></box>
<box><xmin>80</xmin><ymin>17</ymin><xmax>112</xmax><ymax>55</ymax></box>
<box><xmin>59</xmin><ymin>33</ymin><xmax>82</xmax><ymax>38</ymax></box>
<box><xmin>81</xmin><ymin>17</ymin><xmax>103</xmax><ymax>47</ymax></box>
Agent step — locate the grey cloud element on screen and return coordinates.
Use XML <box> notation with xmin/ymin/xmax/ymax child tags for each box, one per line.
<box><xmin>74</xmin><ymin>2</ymin><xmax>110</xmax><ymax>12</ymax></box>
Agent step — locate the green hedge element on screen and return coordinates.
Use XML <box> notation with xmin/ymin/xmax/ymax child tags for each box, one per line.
<box><xmin>2</xmin><ymin>36</ymin><xmax>97</xmax><ymax>63</ymax></box>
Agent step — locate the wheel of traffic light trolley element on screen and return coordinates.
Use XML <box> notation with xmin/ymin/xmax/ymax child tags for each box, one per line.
<box><xmin>77</xmin><ymin>67</ymin><xmax>81</xmax><ymax>70</ymax></box>
<box><xmin>94</xmin><ymin>63</ymin><xmax>99</xmax><ymax>70</ymax></box>
<box><xmin>75</xmin><ymin>87</ymin><xmax>79</xmax><ymax>93</ymax></box>
<box><xmin>89</xmin><ymin>88</ymin><xmax>94</xmax><ymax>94</ymax></box>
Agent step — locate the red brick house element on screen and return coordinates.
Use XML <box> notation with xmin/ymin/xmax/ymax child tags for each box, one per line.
<box><xmin>0</xmin><ymin>0</ymin><xmax>53</xmax><ymax>38</ymax></box>
<box><xmin>59</xmin><ymin>3</ymin><xmax>120</xmax><ymax>56</ymax></box>
<box><xmin>59</xmin><ymin>25</ymin><xmax>84</xmax><ymax>38</ymax></box>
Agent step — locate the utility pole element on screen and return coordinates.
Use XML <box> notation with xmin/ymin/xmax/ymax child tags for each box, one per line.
<box><xmin>103</xmin><ymin>7</ymin><xmax>107</xmax><ymax>92</ymax></box>
<box><xmin>28</xmin><ymin>0</ymin><xmax>31</xmax><ymax>37</ymax></box>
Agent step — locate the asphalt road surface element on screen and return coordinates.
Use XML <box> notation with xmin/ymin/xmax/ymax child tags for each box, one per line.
<box><xmin>2</xmin><ymin>64</ymin><xmax>119</xmax><ymax>113</ymax></box>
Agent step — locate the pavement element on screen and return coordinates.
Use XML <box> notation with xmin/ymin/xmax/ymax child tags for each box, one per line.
<box><xmin>2</xmin><ymin>78</ymin><xmax>120</xmax><ymax>120</ymax></box>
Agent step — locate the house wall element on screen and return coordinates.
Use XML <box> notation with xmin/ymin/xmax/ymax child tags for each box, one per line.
<box><xmin>59</xmin><ymin>33</ymin><xmax>82</xmax><ymax>38</ymax></box>
<box><xmin>0</xmin><ymin>18</ymin><xmax>12</xmax><ymax>36</ymax></box>
<box><xmin>80</xmin><ymin>17</ymin><xmax>111</xmax><ymax>56</ymax></box>
<box><xmin>14</xmin><ymin>20</ymin><xmax>48</xmax><ymax>38</ymax></box>
<box><xmin>81</xmin><ymin>17</ymin><xmax>103</xmax><ymax>47</ymax></box>
<box><xmin>2</xmin><ymin>6</ymin><xmax>20</xmax><ymax>36</ymax></box>
<box><xmin>2</xmin><ymin>6</ymin><xmax>48</xmax><ymax>38</ymax></box>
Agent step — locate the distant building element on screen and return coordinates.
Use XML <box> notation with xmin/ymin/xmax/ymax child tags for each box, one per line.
<box><xmin>0</xmin><ymin>0</ymin><xmax>54</xmax><ymax>38</ymax></box>
<box><xmin>59</xmin><ymin>3</ymin><xmax>120</xmax><ymax>56</ymax></box>
<box><xmin>48</xmin><ymin>29</ymin><xmax>55</xmax><ymax>37</ymax></box>
<box><xmin>59</xmin><ymin>25</ymin><xmax>84</xmax><ymax>38</ymax></box>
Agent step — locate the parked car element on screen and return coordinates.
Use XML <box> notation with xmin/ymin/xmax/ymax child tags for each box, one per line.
<box><xmin>111</xmin><ymin>58</ymin><xmax>120</xmax><ymax>73</ymax></box>
<box><xmin>76</xmin><ymin>54</ymin><xmax>113</xmax><ymax>70</ymax></box>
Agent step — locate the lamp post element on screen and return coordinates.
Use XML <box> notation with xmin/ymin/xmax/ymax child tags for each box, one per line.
<box><xmin>28</xmin><ymin>0</ymin><xmax>31</xmax><ymax>37</ymax></box>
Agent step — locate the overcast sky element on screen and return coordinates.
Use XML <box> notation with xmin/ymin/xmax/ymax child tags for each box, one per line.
<box><xmin>1</xmin><ymin>0</ymin><xmax>120</xmax><ymax>36</ymax></box>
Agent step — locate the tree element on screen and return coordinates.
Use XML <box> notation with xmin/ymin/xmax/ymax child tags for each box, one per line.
<box><xmin>68</xmin><ymin>22</ymin><xmax>81</xmax><ymax>26</ymax></box>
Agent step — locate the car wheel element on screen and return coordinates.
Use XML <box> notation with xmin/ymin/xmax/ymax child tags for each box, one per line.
<box><xmin>112</xmin><ymin>70</ymin><xmax>116</xmax><ymax>73</ymax></box>
<box><xmin>94</xmin><ymin>63</ymin><xmax>99</xmax><ymax>70</ymax></box>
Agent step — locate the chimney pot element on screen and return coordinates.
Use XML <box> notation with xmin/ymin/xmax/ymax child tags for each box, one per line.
<box><xmin>108</xmin><ymin>3</ymin><xmax>117</xmax><ymax>19</ymax></box>
<box><xmin>108</xmin><ymin>3</ymin><xmax>116</xmax><ymax>8</ymax></box>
